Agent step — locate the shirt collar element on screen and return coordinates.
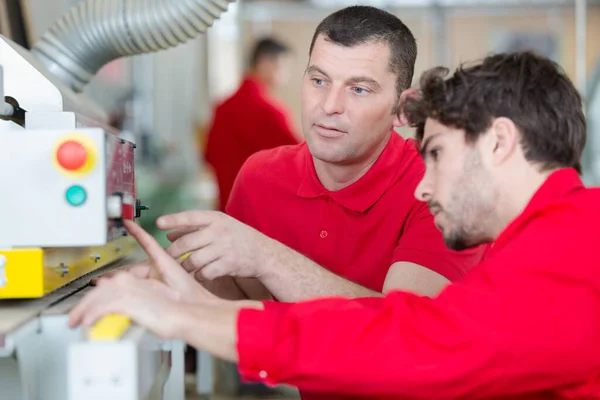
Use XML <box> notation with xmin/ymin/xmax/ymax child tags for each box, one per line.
<box><xmin>241</xmin><ymin>75</ymin><xmax>268</xmax><ymax>94</ymax></box>
<box><xmin>297</xmin><ymin>132</ymin><xmax>409</xmax><ymax>213</ymax></box>
<box><xmin>493</xmin><ymin>168</ymin><xmax>584</xmax><ymax>248</ymax></box>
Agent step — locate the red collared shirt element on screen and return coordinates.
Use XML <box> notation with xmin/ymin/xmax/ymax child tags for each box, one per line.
<box><xmin>227</xmin><ymin>132</ymin><xmax>484</xmax><ymax>295</ymax></box>
<box><xmin>236</xmin><ymin>168</ymin><xmax>600</xmax><ymax>399</ymax></box>
<box><xmin>205</xmin><ymin>76</ymin><xmax>299</xmax><ymax>211</ymax></box>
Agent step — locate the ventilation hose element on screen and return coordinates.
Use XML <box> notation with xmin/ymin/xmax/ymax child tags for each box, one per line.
<box><xmin>31</xmin><ymin>0</ymin><xmax>235</xmax><ymax>92</ymax></box>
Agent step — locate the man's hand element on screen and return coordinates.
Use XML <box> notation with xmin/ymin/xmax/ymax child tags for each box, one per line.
<box><xmin>93</xmin><ymin>216</ymin><xmax>254</xmax><ymax>301</ymax></box>
<box><xmin>157</xmin><ymin>211</ymin><xmax>273</xmax><ymax>281</ymax></box>
<box><xmin>158</xmin><ymin>211</ymin><xmax>384</xmax><ymax>302</ymax></box>
<box><xmin>69</xmin><ymin>221</ymin><xmax>263</xmax><ymax>362</ymax></box>
<box><xmin>69</xmin><ymin>221</ymin><xmax>220</xmax><ymax>335</ymax></box>
<box><xmin>69</xmin><ymin>271</ymin><xmax>184</xmax><ymax>339</ymax></box>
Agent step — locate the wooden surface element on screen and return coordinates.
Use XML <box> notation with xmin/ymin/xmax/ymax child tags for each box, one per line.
<box><xmin>0</xmin><ymin>249</ymin><xmax>146</xmax><ymax>339</ymax></box>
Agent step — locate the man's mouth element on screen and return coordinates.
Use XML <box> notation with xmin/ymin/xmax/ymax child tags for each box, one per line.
<box><xmin>314</xmin><ymin>124</ymin><xmax>346</xmax><ymax>138</ymax></box>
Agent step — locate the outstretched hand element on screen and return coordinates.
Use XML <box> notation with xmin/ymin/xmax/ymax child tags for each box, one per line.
<box><xmin>157</xmin><ymin>210</ymin><xmax>274</xmax><ymax>281</ymax></box>
<box><xmin>68</xmin><ymin>221</ymin><xmax>219</xmax><ymax>337</ymax></box>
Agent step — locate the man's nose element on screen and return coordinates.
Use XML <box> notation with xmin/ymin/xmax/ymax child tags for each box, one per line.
<box><xmin>321</xmin><ymin>86</ymin><xmax>345</xmax><ymax>115</ymax></box>
<box><xmin>415</xmin><ymin>175</ymin><xmax>432</xmax><ymax>202</ymax></box>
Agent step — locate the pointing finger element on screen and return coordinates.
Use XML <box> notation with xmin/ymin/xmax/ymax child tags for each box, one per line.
<box><xmin>124</xmin><ymin>221</ymin><xmax>197</xmax><ymax>290</ymax></box>
<box><xmin>124</xmin><ymin>221</ymin><xmax>181</xmax><ymax>278</ymax></box>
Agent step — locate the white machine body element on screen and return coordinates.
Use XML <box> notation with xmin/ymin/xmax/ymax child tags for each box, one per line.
<box><xmin>0</xmin><ymin>35</ymin><xmax>139</xmax><ymax>249</ymax></box>
<box><xmin>0</xmin><ymin>128</ymin><xmax>136</xmax><ymax>247</ymax></box>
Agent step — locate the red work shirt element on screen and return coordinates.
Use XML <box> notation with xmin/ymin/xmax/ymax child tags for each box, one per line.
<box><xmin>236</xmin><ymin>168</ymin><xmax>600</xmax><ymax>399</ymax></box>
<box><xmin>227</xmin><ymin>132</ymin><xmax>484</xmax><ymax>294</ymax></box>
<box><xmin>205</xmin><ymin>76</ymin><xmax>298</xmax><ymax>211</ymax></box>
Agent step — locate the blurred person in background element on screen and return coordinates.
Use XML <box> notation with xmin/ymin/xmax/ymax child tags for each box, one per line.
<box><xmin>204</xmin><ymin>37</ymin><xmax>301</xmax><ymax>212</ymax></box>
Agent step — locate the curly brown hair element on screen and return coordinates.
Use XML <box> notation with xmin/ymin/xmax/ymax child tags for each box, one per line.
<box><xmin>404</xmin><ymin>51</ymin><xmax>586</xmax><ymax>173</ymax></box>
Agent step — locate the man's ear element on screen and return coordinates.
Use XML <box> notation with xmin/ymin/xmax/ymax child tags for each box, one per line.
<box><xmin>394</xmin><ymin>87</ymin><xmax>419</xmax><ymax>128</ymax></box>
<box><xmin>487</xmin><ymin>117</ymin><xmax>519</xmax><ymax>167</ymax></box>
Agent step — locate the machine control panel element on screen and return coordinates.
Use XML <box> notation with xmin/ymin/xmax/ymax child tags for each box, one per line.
<box><xmin>0</xmin><ymin>128</ymin><xmax>140</xmax><ymax>247</ymax></box>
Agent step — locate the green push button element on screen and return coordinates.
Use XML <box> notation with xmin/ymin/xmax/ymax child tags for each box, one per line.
<box><xmin>65</xmin><ymin>185</ymin><xmax>87</xmax><ymax>206</ymax></box>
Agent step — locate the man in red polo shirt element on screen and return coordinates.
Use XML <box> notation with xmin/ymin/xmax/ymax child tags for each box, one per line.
<box><xmin>156</xmin><ymin>6</ymin><xmax>484</xmax><ymax>305</ymax></box>
<box><xmin>204</xmin><ymin>37</ymin><xmax>299</xmax><ymax>212</ymax></box>
<box><xmin>71</xmin><ymin>50</ymin><xmax>600</xmax><ymax>399</ymax></box>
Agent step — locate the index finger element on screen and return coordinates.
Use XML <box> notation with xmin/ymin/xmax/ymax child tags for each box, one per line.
<box><xmin>156</xmin><ymin>210</ymin><xmax>218</xmax><ymax>230</ymax></box>
<box><xmin>124</xmin><ymin>221</ymin><xmax>181</xmax><ymax>278</ymax></box>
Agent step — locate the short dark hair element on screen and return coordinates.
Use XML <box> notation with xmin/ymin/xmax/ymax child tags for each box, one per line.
<box><xmin>249</xmin><ymin>37</ymin><xmax>290</xmax><ymax>68</ymax></box>
<box><xmin>309</xmin><ymin>6</ymin><xmax>417</xmax><ymax>99</ymax></box>
<box><xmin>405</xmin><ymin>51</ymin><xmax>586</xmax><ymax>173</ymax></box>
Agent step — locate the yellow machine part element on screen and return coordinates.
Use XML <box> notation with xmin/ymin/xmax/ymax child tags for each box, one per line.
<box><xmin>88</xmin><ymin>314</ymin><xmax>132</xmax><ymax>340</ymax></box>
<box><xmin>0</xmin><ymin>236</ymin><xmax>138</xmax><ymax>299</ymax></box>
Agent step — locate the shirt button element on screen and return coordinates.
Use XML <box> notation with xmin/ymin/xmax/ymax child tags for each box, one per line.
<box><xmin>259</xmin><ymin>370</ymin><xmax>268</xmax><ymax>379</ymax></box>
<box><xmin>320</xmin><ymin>230</ymin><xmax>328</xmax><ymax>239</ymax></box>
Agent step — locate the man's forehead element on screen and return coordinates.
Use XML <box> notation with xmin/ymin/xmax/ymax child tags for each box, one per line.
<box><xmin>422</xmin><ymin>119</ymin><xmax>470</xmax><ymax>145</ymax></box>
<box><xmin>310</xmin><ymin>35</ymin><xmax>391</xmax><ymax>73</ymax></box>
<box><xmin>423</xmin><ymin>119</ymin><xmax>447</xmax><ymax>141</ymax></box>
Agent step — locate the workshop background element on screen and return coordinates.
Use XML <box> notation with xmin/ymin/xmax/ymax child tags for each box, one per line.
<box><xmin>1</xmin><ymin>0</ymin><xmax>598</xmax><ymax>398</ymax></box>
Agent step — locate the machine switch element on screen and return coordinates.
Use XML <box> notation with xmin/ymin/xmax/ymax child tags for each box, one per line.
<box><xmin>65</xmin><ymin>185</ymin><xmax>87</xmax><ymax>207</ymax></box>
<box><xmin>53</xmin><ymin>133</ymin><xmax>97</xmax><ymax>176</ymax></box>
<box><xmin>56</xmin><ymin>140</ymin><xmax>87</xmax><ymax>170</ymax></box>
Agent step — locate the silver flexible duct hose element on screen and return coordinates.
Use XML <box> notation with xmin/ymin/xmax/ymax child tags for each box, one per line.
<box><xmin>31</xmin><ymin>0</ymin><xmax>235</xmax><ymax>93</ymax></box>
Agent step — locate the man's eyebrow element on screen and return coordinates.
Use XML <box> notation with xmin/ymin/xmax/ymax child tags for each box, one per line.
<box><xmin>305</xmin><ymin>66</ymin><xmax>381</xmax><ymax>90</ymax></box>
<box><xmin>306</xmin><ymin>65</ymin><xmax>329</xmax><ymax>78</ymax></box>
<box><xmin>347</xmin><ymin>76</ymin><xmax>381</xmax><ymax>90</ymax></box>
<box><xmin>420</xmin><ymin>133</ymin><xmax>441</xmax><ymax>158</ymax></box>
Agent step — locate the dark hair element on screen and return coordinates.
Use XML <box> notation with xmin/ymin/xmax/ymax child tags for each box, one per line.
<box><xmin>405</xmin><ymin>51</ymin><xmax>586</xmax><ymax>173</ymax></box>
<box><xmin>249</xmin><ymin>37</ymin><xmax>290</xmax><ymax>68</ymax></box>
<box><xmin>309</xmin><ymin>6</ymin><xmax>417</xmax><ymax>99</ymax></box>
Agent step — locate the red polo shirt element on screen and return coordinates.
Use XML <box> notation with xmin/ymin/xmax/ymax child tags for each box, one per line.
<box><xmin>227</xmin><ymin>132</ymin><xmax>484</xmax><ymax>295</ymax></box>
<box><xmin>236</xmin><ymin>168</ymin><xmax>600</xmax><ymax>399</ymax></box>
<box><xmin>205</xmin><ymin>76</ymin><xmax>299</xmax><ymax>211</ymax></box>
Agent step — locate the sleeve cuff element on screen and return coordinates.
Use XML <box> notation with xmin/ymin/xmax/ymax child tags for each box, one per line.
<box><xmin>236</xmin><ymin>304</ymin><xmax>285</xmax><ymax>386</ymax></box>
<box><xmin>263</xmin><ymin>299</ymin><xmax>294</xmax><ymax>313</ymax></box>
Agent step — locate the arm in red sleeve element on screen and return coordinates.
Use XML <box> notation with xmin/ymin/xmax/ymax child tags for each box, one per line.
<box><xmin>393</xmin><ymin>199</ymin><xmax>485</xmax><ymax>281</ymax></box>
<box><xmin>237</xmin><ymin>214</ymin><xmax>600</xmax><ymax>399</ymax></box>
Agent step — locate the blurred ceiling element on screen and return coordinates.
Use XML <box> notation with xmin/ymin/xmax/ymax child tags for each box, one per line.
<box><xmin>306</xmin><ymin>0</ymin><xmax>599</xmax><ymax>6</ymax></box>
<box><xmin>246</xmin><ymin>0</ymin><xmax>600</xmax><ymax>6</ymax></box>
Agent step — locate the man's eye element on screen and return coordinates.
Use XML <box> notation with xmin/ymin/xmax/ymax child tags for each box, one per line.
<box><xmin>352</xmin><ymin>87</ymin><xmax>369</xmax><ymax>95</ymax></box>
<box><xmin>429</xmin><ymin>148</ymin><xmax>440</xmax><ymax>160</ymax></box>
<box><xmin>312</xmin><ymin>78</ymin><xmax>324</xmax><ymax>86</ymax></box>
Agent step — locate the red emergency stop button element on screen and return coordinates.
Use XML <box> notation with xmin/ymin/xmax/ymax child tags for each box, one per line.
<box><xmin>56</xmin><ymin>140</ymin><xmax>88</xmax><ymax>170</ymax></box>
<box><xmin>53</xmin><ymin>133</ymin><xmax>98</xmax><ymax>176</ymax></box>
